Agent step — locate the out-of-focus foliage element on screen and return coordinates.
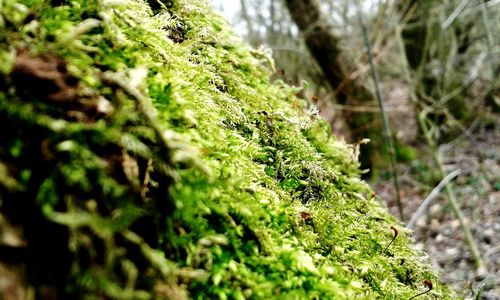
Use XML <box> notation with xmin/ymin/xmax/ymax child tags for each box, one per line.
<box><xmin>221</xmin><ymin>0</ymin><xmax>499</xmax><ymax>142</ymax></box>
<box><xmin>396</xmin><ymin>0</ymin><xmax>499</xmax><ymax>141</ymax></box>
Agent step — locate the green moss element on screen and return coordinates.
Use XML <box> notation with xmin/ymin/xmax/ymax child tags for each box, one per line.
<box><xmin>0</xmin><ymin>0</ymin><xmax>454</xmax><ymax>299</ymax></box>
<box><xmin>395</xmin><ymin>141</ymin><xmax>417</xmax><ymax>162</ymax></box>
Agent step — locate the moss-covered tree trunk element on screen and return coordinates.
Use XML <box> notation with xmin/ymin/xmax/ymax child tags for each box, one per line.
<box><xmin>0</xmin><ymin>0</ymin><xmax>453</xmax><ymax>299</ymax></box>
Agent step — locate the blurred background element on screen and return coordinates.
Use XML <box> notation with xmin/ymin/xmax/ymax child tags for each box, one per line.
<box><xmin>211</xmin><ymin>0</ymin><xmax>499</xmax><ymax>298</ymax></box>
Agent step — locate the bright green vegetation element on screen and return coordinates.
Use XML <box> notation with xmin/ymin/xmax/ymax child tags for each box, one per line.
<box><xmin>0</xmin><ymin>0</ymin><xmax>454</xmax><ymax>299</ymax></box>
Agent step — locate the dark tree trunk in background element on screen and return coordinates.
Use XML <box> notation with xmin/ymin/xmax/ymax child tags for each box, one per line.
<box><xmin>284</xmin><ymin>0</ymin><xmax>385</xmax><ymax>175</ymax></box>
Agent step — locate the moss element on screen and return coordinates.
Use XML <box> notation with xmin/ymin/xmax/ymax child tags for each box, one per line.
<box><xmin>0</xmin><ymin>0</ymin><xmax>454</xmax><ymax>299</ymax></box>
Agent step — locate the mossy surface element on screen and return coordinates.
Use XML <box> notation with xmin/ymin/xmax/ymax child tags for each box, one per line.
<box><xmin>0</xmin><ymin>0</ymin><xmax>454</xmax><ymax>299</ymax></box>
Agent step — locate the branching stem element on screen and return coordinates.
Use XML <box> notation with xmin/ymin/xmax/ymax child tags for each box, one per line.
<box><xmin>408</xmin><ymin>280</ymin><xmax>433</xmax><ymax>299</ymax></box>
<box><xmin>383</xmin><ymin>226</ymin><xmax>399</xmax><ymax>252</ymax></box>
<box><xmin>356</xmin><ymin>1</ymin><xmax>404</xmax><ymax>220</ymax></box>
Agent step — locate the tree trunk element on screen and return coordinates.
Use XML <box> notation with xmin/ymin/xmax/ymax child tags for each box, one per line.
<box><xmin>284</xmin><ymin>0</ymin><xmax>384</xmax><ymax>174</ymax></box>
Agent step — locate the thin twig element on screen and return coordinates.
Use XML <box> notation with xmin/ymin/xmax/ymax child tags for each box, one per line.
<box><xmin>442</xmin><ymin>0</ymin><xmax>470</xmax><ymax>29</ymax></box>
<box><xmin>407</xmin><ymin>169</ymin><xmax>461</xmax><ymax>229</ymax></box>
<box><xmin>328</xmin><ymin>103</ymin><xmax>408</xmax><ymax>113</ymax></box>
<box><xmin>356</xmin><ymin>0</ymin><xmax>404</xmax><ymax>220</ymax></box>
<box><xmin>479</xmin><ymin>0</ymin><xmax>495</xmax><ymax>52</ymax></box>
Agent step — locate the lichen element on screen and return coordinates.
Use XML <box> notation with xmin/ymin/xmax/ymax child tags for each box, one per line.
<box><xmin>0</xmin><ymin>0</ymin><xmax>454</xmax><ymax>299</ymax></box>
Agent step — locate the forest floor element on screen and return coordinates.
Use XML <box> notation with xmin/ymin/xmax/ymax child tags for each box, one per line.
<box><xmin>372</xmin><ymin>109</ymin><xmax>500</xmax><ymax>299</ymax></box>
<box><xmin>373</xmin><ymin>123</ymin><xmax>500</xmax><ymax>300</ymax></box>
<box><xmin>318</xmin><ymin>80</ymin><xmax>499</xmax><ymax>299</ymax></box>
